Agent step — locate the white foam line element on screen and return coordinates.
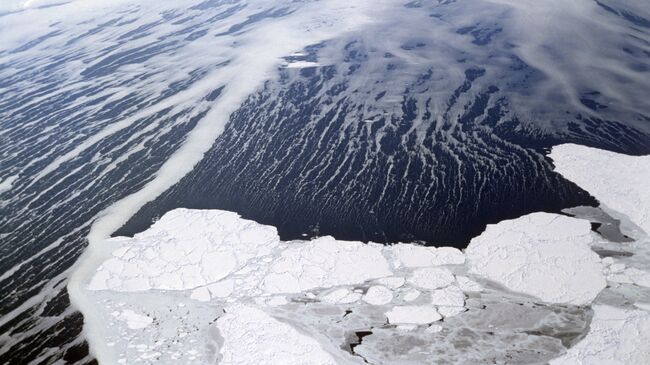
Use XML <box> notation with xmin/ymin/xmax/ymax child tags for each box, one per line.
<box><xmin>26</xmin><ymin>87</ymin><xmax>198</xmax><ymax>188</ymax></box>
<box><xmin>0</xmin><ymin>174</ymin><xmax>19</xmax><ymax>194</ymax></box>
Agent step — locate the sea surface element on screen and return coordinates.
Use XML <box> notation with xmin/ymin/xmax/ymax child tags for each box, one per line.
<box><xmin>1</xmin><ymin>0</ymin><xmax>649</xmax><ymax>363</ymax></box>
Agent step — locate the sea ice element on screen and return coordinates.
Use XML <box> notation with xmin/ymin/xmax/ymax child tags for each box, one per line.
<box><xmin>430</xmin><ymin>285</ymin><xmax>465</xmax><ymax>307</ymax></box>
<box><xmin>402</xmin><ymin>288</ymin><xmax>421</xmax><ymax>302</ymax></box>
<box><xmin>385</xmin><ymin>305</ymin><xmax>442</xmax><ymax>324</ymax></box>
<box><xmin>263</xmin><ymin>237</ymin><xmax>392</xmax><ymax>294</ymax></box>
<box><xmin>362</xmin><ymin>286</ymin><xmax>394</xmax><ymax>305</ymax></box>
<box><xmin>393</xmin><ymin>245</ymin><xmax>465</xmax><ymax>268</ymax></box>
<box><xmin>551</xmin><ymin>144</ymin><xmax>650</xmax><ymax>234</ymax></box>
<box><xmin>320</xmin><ymin>288</ymin><xmax>362</xmax><ymax>304</ymax></box>
<box><xmin>111</xmin><ymin>309</ymin><xmax>153</xmax><ymax>330</ymax></box>
<box><xmin>217</xmin><ymin>305</ymin><xmax>339</xmax><ymax>365</ymax></box>
<box><xmin>466</xmin><ymin>212</ymin><xmax>606</xmax><ymax>305</ymax></box>
<box><xmin>407</xmin><ymin>267</ymin><xmax>456</xmax><ymax>290</ymax></box>
<box><xmin>83</xmin><ymin>145</ymin><xmax>650</xmax><ymax>364</ymax></box>
<box><xmin>550</xmin><ymin>305</ymin><xmax>650</xmax><ymax>365</ymax></box>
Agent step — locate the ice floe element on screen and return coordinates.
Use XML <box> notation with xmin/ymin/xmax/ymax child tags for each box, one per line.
<box><xmin>385</xmin><ymin>305</ymin><xmax>441</xmax><ymax>325</ymax></box>
<box><xmin>407</xmin><ymin>267</ymin><xmax>456</xmax><ymax>290</ymax></box>
<box><xmin>320</xmin><ymin>288</ymin><xmax>363</xmax><ymax>304</ymax></box>
<box><xmin>466</xmin><ymin>212</ymin><xmax>606</xmax><ymax>305</ymax></box>
<box><xmin>362</xmin><ymin>286</ymin><xmax>393</xmax><ymax>306</ymax></box>
<box><xmin>603</xmin><ymin>259</ymin><xmax>650</xmax><ymax>288</ymax></box>
<box><xmin>551</xmin><ymin>144</ymin><xmax>650</xmax><ymax>234</ymax></box>
<box><xmin>88</xmin><ymin>210</ymin><xmax>278</xmax><ymax>292</ymax></box>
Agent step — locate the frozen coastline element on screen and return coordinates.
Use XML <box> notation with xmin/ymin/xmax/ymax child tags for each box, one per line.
<box><xmin>73</xmin><ymin>143</ymin><xmax>650</xmax><ymax>364</ymax></box>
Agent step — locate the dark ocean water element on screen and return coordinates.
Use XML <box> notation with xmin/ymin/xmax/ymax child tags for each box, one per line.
<box><xmin>118</xmin><ymin>54</ymin><xmax>649</xmax><ymax>246</ymax></box>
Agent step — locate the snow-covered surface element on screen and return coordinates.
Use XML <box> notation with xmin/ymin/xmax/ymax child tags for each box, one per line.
<box><xmin>548</xmin><ymin>144</ymin><xmax>650</xmax><ymax>365</ymax></box>
<box><xmin>111</xmin><ymin>309</ymin><xmax>153</xmax><ymax>330</ymax></box>
<box><xmin>550</xmin><ymin>305</ymin><xmax>650</xmax><ymax>365</ymax></box>
<box><xmin>85</xmin><ymin>208</ymin><xmax>477</xmax><ymax>363</ymax></box>
<box><xmin>466</xmin><ymin>212</ymin><xmax>606</xmax><ymax>305</ymax></box>
<box><xmin>89</xmin><ymin>210</ymin><xmax>278</xmax><ymax>292</ymax></box>
<box><xmin>263</xmin><ymin>237</ymin><xmax>391</xmax><ymax>294</ymax></box>
<box><xmin>603</xmin><ymin>259</ymin><xmax>650</xmax><ymax>288</ymax></box>
<box><xmin>217</xmin><ymin>305</ymin><xmax>339</xmax><ymax>365</ymax></box>
<box><xmin>385</xmin><ymin>306</ymin><xmax>441</xmax><ymax>325</ymax></box>
<box><xmin>2</xmin><ymin>0</ymin><xmax>649</xmax><ymax>361</ymax></box>
<box><xmin>80</xmin><ymin>144</ymin><xmax>650</xmax><ymax>364</ymax></box>
<box><xmin>551</xmin><ymin>144</ymin><xmax>650</xmax><ymax>234</ymax></box>
<box><xmin>393</xmin><ymin>245</ymin><xmax>465</xmax><ymax>267</ymax></box>
<box><xmin>407</xmin><ymin>267</ymin><xmax>456</xmax><ymax>290</ymax></box>
<box><xmin>362</xmin><ymin>286</ymin><xmax>393</xmax><ymax>305</ymax></box>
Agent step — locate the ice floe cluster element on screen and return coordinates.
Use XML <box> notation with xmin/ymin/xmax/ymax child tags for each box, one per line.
<box><xmin>89</xmin><ymin>208</ymin><xmax>472</xmax><ymax>320</ymax></box>
<box><xmin>82</xmin><ymin>143</ymin><xmax>650</xmax><ymax>364</ymax></box>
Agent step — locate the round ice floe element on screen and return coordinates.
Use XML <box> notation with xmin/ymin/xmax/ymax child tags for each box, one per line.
<box><xmin>402</xmin><ymin>289</ymin><xmax>421</xmax><ymax>302</ymax></box>
<box><xmin>407</xmin><ymin>267</ymin><xmax>455</xmax><ymax>290</ymax></box>
<box><xmin>430</xmin><ymin>285</ymin><xmax>464</xmax><ymax>307</ymax></box>
<box><xmin>362</xmin><ymin>286</ymin><xmax>393</xmax><ymax>305</ymax></box>
<box><xmin>466</xmin><ymin>212</ymin><xmax>606</xmax><ymax>305</ymax></box>
<box><xmin>430</xmin><ymin>285</ymin><xmax>465</xmax><ymax>318</ymax></box>
<box><xmin>385</xmin><ymin>305</ymin><xmax>441</xmax><ymax>324</ymax></box>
